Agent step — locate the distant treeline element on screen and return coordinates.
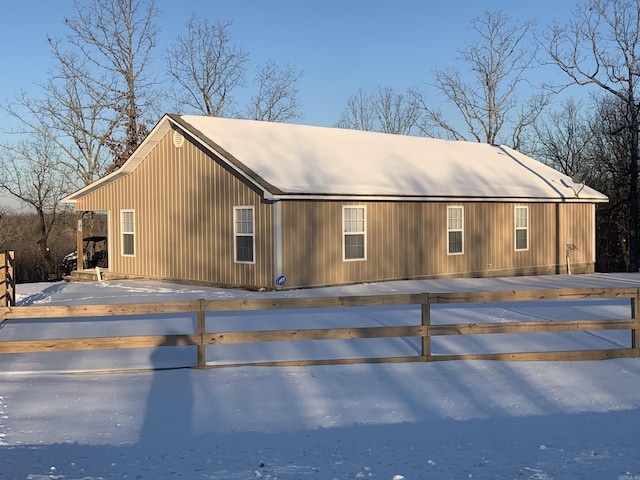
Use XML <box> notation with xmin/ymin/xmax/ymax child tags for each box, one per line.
<box><xmin>0</xmin><ymin>211</ymin><xmax>77</xmax><ymax>283</ymax></box>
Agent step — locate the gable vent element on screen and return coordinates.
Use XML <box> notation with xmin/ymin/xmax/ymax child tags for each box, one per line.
<box><xmin>173</xmin><ymin>130</ymin><xmax>184</xmax><ymax>148</ymax></box>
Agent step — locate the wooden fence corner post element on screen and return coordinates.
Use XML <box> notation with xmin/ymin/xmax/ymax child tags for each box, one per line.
<box><xmin>632</xmin><ymin>290</ymin><xmax>640</xmax><ymax>353</ymax></box>
<box><xmin>8</xmin><ymin>251</ymin><xmax>15</xmax><ymax>307</ymax></box>
<box><xmin>421</xmin><ymin>293</ymin><xmax>431</xmax><ymax>361</ymax></box>
<box><xmin>197</xmin><ymin>299</ymin><xmax>206</xmax><ymax>368</ymax></box>
<box><xmin>0</xmin><ymin>251</ymin><xmax>6</xmax><ymax>308</ymax></box>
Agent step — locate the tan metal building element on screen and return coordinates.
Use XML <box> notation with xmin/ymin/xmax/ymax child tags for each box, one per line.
<box><xmin>62</xmin><ymin>114</ymin><xmax>608</xmax><ymax>290</ymax></box>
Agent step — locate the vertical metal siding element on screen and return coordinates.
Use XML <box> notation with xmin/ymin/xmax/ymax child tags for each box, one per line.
<box><xmin>280</xmin><ymin>200</ymin><xmax>595</xmax><ymax>288</ymax></box>
<box><xmin>76</xmin><ymin>129</ymin><xmax>274</xmax><ymax>287</ymax></box>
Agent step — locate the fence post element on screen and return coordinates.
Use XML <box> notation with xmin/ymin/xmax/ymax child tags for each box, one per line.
<box><xmin>421</xmin><ymin>294</ymin><xmax>431</xmax><ymax>361</ymax></box>
<box><xmin>197</xmin><ymin>299</ymin><xmax>206</xmax><ymax>368</ymax></box>
<box><xmin>632</xmin><ymin>290</ymin><xmax>640</xmax><ymax>352</ymax></box>
<box><xmin>7</xmin><ymin>251</ymin><xmax>15</xmax><ymax>307</ymax></box>
<box><xmin>0</xmin><ymin>251</ymin><xmax>6</xmax><ymax>307</ymax></box>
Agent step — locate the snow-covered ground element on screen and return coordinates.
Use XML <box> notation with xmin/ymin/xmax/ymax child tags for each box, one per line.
<box><xmin>2</xmin><ymin>273</ymin><xmax>640</xmax><ymax>479</ymax></box>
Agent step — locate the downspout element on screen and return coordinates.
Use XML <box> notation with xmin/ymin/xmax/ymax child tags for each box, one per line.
<box><xmin>273</xmin><ymin>201</ymin><xmax>284</xmax><ymax>289</ymax></box>
<box><xmin>555</xmin><ymin>203</ymin><xmax>561</xmax><ymax>274</ymax></box>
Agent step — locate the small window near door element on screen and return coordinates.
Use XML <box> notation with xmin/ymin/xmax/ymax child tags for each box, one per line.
<box><xmin>121</xmin><ymin>210</ymin><xmax>135</xmax><ymax>256</ymax></box>
<box><xmin>234</xmin><ymin>206</ymin><xmax>255</xmax><ymax>263</ymax></box>
<box><xmin>515</xmin><ymin>206</ymin><xmax>529</xmax><ymax>251</ymax></box>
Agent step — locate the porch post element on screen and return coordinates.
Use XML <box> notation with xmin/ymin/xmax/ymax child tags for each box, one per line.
<box><xmin>76</xmin><ymin>211</ymin><xmax>84</xmax><ymax>271</ymax></box>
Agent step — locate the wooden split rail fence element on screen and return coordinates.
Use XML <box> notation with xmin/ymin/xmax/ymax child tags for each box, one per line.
<box><xmin>0</xmin><ymin>287</ymin><xmax>639</xmax><ymax>371</ymax></box>
<box><xmin>0</xmin><ymin>250</ymin><xmax>15</xmax><ymax>308</ymax></box>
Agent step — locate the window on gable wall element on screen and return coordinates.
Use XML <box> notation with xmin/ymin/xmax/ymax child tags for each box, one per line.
<box><xmin>234</xmin><ymin>206</ymin><xmax>255</xmax><ymax>263</ymax></box>
<box><xmin>121</xmin><ymin>210</ymin><xmax>135</xmax><ymax>256</ymax></box>
<box><xmin>515</xmin><ymin>206</ymin><xmax>529</xmax><ymax>251</ymax></box>
<box><xmin>447</xmin><ymin>206</ymin><xmax>464</xmax><ymax>255</ymax></box>
<box><xmin>343</xmin><ymin>206</ymin><xmax>366</xmax><ymax>261</ymax></box>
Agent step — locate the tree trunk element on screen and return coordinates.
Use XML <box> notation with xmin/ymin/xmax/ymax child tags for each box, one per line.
<box><xmin>36</xmin><ymin>210</ymin><xmax>57</xmax><ymax>280</ymax></box>
<box><xmin>628</xmin><ymin>103</ymin><xmax>639</xmax><ymax>272</ymax></box>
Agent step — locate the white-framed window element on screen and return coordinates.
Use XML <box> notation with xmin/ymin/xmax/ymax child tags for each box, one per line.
<box><xmin>234</xmin><ymin>206</ymin><xmax>255</xmax><ymax>263</ymax></box>
<box><xmin>121</xmin><ymin>210</ymin><xmax>135</xmax><ymax>256</ymax></box>
<box><xmin>515</xmin><ymin>206</ymin><xmax>529</xmax><ymax>251</ymax></box>
<box><xmin>343</xmin><ymin>206</ymin><xmax>366</xmax><ymax>261</ymax></box>
<box><xmin>447</xmin><ymin>206</ymin><xmax>464</xmax><ymax>255</ymax></box>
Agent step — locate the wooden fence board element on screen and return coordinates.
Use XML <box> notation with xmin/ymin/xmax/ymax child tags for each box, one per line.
<box><xmin>201</xmin><ymin>355</ymin><xmax>426</xmax><ymax>369</ymax></box>
<box><xmin>205</xmin><ymin>325</ymin><xmax>427</xmax><ymax>345</ymax></box>
<box><xmin>0</xmin><ymin>334</ymin><xmax>200</xmax><ymax>353</ymax></box>
<box><xmin>0</xmin><ymin>300</ymin><xmax>201</xmax><ymax>320</ymax></box>
<box><xmin>1</xmin><ymin>287</ymin><xmax>638</xmax><ymax>370</ymax></box>
<box><xmin>429</xmin><ymin>319</ymin><xmax>636</xmax><ymax>336</ymax></box>
<box><xmin>429</xmin><ymin>348</ymin><xmax>640</xmax><ymax>362</ymax></box>
<box><xmin>428</xmin><ymin>288</ymin><xmax>638</xmax><ymax>304</ymax></box>
<box><xmin>201</xmin><ymin>293</ymin><xmax>427</xmax><ymax>312</ymax></box>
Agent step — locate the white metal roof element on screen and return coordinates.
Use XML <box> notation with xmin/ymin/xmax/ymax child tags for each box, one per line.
<box><xmin>64</xmin><ymin>114</ymin><xmax>608</xmax><ymax>203</ymax></box>
<box><xmin>179</xmin><ymin>115</ymin><xmax>607</xmax><ymax>202</ymax></box>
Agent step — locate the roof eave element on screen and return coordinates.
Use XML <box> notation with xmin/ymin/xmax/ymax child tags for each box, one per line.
<box><xmin>267</xmin><ymin>193</ymin><xmax>609</xmax><ymax>203</ymax></box>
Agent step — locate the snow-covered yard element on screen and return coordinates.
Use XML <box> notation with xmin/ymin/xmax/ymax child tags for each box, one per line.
<box><xmin>2</xmin><ymin>273</ymin><xmax>640</xmax><ymax>479</ymax></box>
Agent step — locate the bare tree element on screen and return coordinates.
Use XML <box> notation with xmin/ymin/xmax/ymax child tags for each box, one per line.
<box><xmin>0</xmin><ymin>138</ymin><xmax>70</xmax><ymax>279</ymax></box>
<box><xmin>337</xmin><ymin>86</ymin><xmax>421</xmax><ymax>135</ymax></box>
<box><xmin>246</xmin><ymin>60</ymin><xmax>303</xmax><ymax>122</ymax></box>
<box><xmin>581</xmin><ymin>95</ymin><xmax>636</xmax><ymax>271</ymax></box>
<box><xmin>418</xmin><ymin>10</ymin><xmax>546</xmax><ymax>147</ymax></box>
<box><xmin>336</xmin><ymin>88</ymin><xmax>376</xmax><ymax>131</ymax></box>
<box><xmin>0</xmin><ymin>206</ymin><xmax>19</xmax><ymax>249</ymax></box>
<box><xmin>167</xmin><ymin>17</ymin><xmax>248</xmax><ymax>117</ymax></box>
<box><xmin>4</xmin><ymin>56</ymin><xmax>116</xmax><ymax>192</ymax></box>
<box><xmin>531</xmin><ymin>97</ymin><xmax>595</xmax><ymax>176</ymax></box>
<box><xmin>546</xmin><ymin>0</ymin><xmax>640</xmax><ymax>271</ymax></box>
<box><xmin>59</xmin><ymin>0</ymin><xmax>160</xmax><ymax>172</ymax></box>
<box><xmin>373</xmin><ymin>87</ymin><xmax>421</xmax><ymax>135</ymax></box>
<box><xmin>3</xmin><ymin>0</ymin><xmax>159</xmax><ymax>186</ymax></box>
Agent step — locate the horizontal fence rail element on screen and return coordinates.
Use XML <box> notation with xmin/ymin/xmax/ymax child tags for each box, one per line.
<box><xmin>0</xmin><ymin>287</ymin><xmax>638</xmax><ymax>372</ymax></box>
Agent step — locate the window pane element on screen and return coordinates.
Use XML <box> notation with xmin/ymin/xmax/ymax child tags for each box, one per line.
<box><xmin>449</xmin><ymin>231</ymin><xmax>463</xmax><ymax>254</ymax></box>
<box><xmin>236</xmin><ymin>236</ymin><xmax>254</xmax><ymax>262</ymax></box>
<box><xmin>447</xmin><ymin>207</ymin><xmax>462</xmax><ymax>230</ymax></box>
<box><xmin>516</xmin><ymin>229</ymin><xmax>528</xmax><ymax>250</ymax></box>
<box><xmin>515</xmin><ymin>207</ymin><xmax>528</xmax><ymax>228</ymax></box>
<box><xmin>345</xmin><ymin>233</ymin><xmax>365</xmax><ymax>260</ymax></box>
<box><xmin>344</xmin><ymin>207</ymin><xmax>365</xmax><ymax>233</ymax></box>
<box><xmin>122</xmin><ymin>233</ymin><xmax>134</xmax><ymax>256</ymax></box>
<box><xmin>235</xmin><ymin>208</ymin><xmax>253</xmax><ymax>234</ymax></box>
<box><xmin>122</xmin><ymin>211</ymin><xmax>134</xmax><ymax>233</ymax></box>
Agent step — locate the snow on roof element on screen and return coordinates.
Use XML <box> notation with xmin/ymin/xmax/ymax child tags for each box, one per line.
<box><xmin>62</xmin><ymin>115</ymin><xmax>608</xmax><ymax>204</ymax></box>
<box><xmin>178</xmin><ymin>115</ymin><xmax>607</xmax><ymax>202</ymax></box>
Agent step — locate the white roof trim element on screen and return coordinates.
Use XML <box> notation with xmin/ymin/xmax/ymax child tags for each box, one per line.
<box><xmin>268</xmin><ymin>194</ymin><xmax>605</xmax><ymax>203</ymax></box>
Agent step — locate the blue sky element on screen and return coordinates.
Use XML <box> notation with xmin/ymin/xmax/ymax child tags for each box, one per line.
<box><xmin>0</xmin><ymin>0</ymin><xmax>582</xmax><ymax>128</ymax></box>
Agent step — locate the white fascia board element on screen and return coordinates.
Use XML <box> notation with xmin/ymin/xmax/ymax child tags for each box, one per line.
<box><xmin>267</xmin><ymin>194</ymin><xmax>609</xmax><ymax>204</ymax></box>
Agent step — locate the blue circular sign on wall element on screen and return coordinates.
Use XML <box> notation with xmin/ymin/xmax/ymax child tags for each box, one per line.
<box><xmin>276</xmin><ymin>275</ymin><xmax>287</xmax><ymax>287</ymax></box>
